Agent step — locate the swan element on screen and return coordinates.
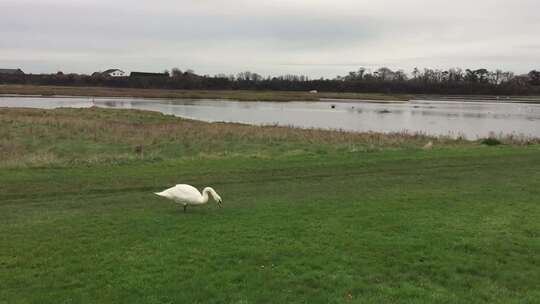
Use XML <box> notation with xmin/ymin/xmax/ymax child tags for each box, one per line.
<box><xmin>155</xmin><ymin>184</ymin><xmax>223</xmax><ymax>212</ymax></box>
<box><xmin>423</xmin><ymin>141</ymin><xmax>433</xmax><ymax>150</ymax></box>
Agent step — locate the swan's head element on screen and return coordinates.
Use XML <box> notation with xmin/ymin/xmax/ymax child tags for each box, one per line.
<box><xmin>216</xmin><ymin>195</ymin><xmax>223</xmax><ymax>208</ymax></box>
<box><xmin>155</xmin><ymin>191</ymin><xmax>171</xmax><ymax>199</ymax></box>
<box><xmin>205</xmin><ymin>187</ymin><xmax>223</xmax><ymax>208</ymax></box>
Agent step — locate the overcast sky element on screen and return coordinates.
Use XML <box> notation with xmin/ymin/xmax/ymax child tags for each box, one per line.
<box><xmin>1</xmin><ymin>0</ymin><xmax>539</xmax><ymax>77</ymax></box>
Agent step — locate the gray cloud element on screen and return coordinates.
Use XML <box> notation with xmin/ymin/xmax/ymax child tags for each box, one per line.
<box><xmin>1</xmin><ymin>0</ymin><xmax>539</xmax><ymax>77</ymax></box>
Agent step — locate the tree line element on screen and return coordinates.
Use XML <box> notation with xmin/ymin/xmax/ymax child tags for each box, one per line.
<box><xmin>1</xmin><ymin>67</ymin><xmax>539</xmax><ymax>95</ymax></box>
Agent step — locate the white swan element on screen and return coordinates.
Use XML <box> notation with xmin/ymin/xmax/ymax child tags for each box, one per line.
<box><xmin>155</xmin><ymin>184</ymin><xmax>223</xmax><ymax>212</ymax></box>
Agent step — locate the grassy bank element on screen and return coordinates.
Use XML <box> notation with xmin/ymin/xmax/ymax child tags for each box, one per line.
<box><xmin>0</xmin><ymin>84</ymin><xmax>409</xmax><ymax>102</ymax></box>
<box><xmin>0</xmin><ymin>107</ymin><xmax>468</xmax><ymax>168</ymax></box>
<box><xmin>3</xmin><ymin>84</ymin><xmax>540</xmax><ymax>103</ymax></box>
<box><xmin>1</xmin><ymin>108</ymin><xmax>539</xmax><ymax>303</ymax></box>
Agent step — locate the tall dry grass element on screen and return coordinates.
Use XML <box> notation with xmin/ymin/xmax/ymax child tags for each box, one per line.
<box><xmin>2</xmin><ymin>107</ymin><xmax>533</xmax><ymax>168</ymax></box>
<box><xmin>0</xmin><ymin>84</ymin><xmax>409</xmax><ymax>102</ymax></box>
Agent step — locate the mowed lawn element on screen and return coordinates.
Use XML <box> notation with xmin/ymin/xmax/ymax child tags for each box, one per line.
<box><xmin>1</xmin><ymin>108</ymin><xmax>539</xmax><ymax>303</ymax></box>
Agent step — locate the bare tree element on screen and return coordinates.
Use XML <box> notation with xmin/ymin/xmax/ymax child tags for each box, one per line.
<box><xmin>171</xmin><ymin>68</ymin><xmax>183</xmax><ymax>78</ymax></box>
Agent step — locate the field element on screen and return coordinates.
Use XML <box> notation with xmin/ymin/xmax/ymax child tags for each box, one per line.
<box><xmin>1</xmin><ymin>108</ymin><xmax>539</xmax><ymax>303</ymax></box>
<box><xmin>3</xmin><ymin>85</ymin><xmax>540</xmax><ymax>104</ymax></box>
<box><xmin>0</xmin><ymin>85</ymin><xmax>409</xmax><ymax>102</ymax></box>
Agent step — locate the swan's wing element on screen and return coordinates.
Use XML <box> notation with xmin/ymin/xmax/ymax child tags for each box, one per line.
<box><xmin>166</xmin><ymin>184</ymin><xmax>203</xmax><ymax>202</ymax></box>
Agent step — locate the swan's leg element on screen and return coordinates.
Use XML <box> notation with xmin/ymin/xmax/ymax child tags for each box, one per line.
<box><xmin>183</xmin><ymin>205</ymin><xmax>187</xmax><ymax>213</ymax></box>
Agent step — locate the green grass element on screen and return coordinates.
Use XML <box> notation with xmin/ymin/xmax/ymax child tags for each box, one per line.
<box><xmin>1</xmin><ymin>108</ymin><xmax>539</xmax><ymax>303</ymax></box>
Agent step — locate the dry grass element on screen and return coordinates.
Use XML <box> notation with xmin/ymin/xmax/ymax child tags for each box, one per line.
<box><xmin>0</xmin><ymin>107</ymin><xmax>475</xmax><ymax>168</ymax></box>
<box><xmin>0</xmin><ymin>84</ymin><xmax>409</xmax><ymax>102</ymax></box>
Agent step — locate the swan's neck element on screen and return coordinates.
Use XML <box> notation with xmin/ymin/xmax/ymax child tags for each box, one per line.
<box><xmin>202</xmin><ymin>187</ymin><xmax>218</xmax><ymax>204</ymax></box>
<box><xmin>201</xmin><ymin>189</ymin><xmax>210</xmax><ymax>204</ymax></box>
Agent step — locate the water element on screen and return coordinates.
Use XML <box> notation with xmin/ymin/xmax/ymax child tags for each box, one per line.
<box><xmin>1</xmin><ymin>96</ymin><xmax>539</xmax><ymax>139</ymax></box>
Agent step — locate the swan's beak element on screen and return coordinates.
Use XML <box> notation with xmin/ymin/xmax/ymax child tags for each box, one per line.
<box><xmin>218</xmin><ymin>199</ymin><xmax>223</xmax><ymax>208</ymax></box>
<box><xmin>155</xmin><ymin>191</ymin><xmax>167</xmax><ymax>198</ymax></box>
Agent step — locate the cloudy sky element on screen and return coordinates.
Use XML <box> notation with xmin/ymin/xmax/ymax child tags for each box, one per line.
<box><xmin>1</xmin><ymin>0</ymin><xmax>539</xmax><ymax>77</ymax></box>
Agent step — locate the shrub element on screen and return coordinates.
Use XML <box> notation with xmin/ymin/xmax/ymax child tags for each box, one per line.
<box><xmin>480</xmin><ymin>137</ymin><xmax>502</xmax><ymax>146</ymax></box>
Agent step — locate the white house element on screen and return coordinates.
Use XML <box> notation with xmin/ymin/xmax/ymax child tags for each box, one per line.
<box><xmin>101</xmin><ymin>69</ymin><xmax>126</xmax><ymax>77</ymax></box>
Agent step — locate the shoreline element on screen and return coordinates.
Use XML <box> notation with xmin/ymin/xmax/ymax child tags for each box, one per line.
<box><xmin>1</xmin><ymin>84</ymin><xmax>539</xmax><ymax>104</ymax></box>
<box><xmin>1</xmin><ymin>104</ymin><xmax>539</xmax><ymax>141</ymax></box>
<box><xmin>0</xmin><ymin>84</ymin><xmax>408</xmax><ymax>102</ymax></box>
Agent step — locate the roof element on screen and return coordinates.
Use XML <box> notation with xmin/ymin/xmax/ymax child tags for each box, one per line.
<box><xmin>0</xmin><ymin>68</ymin><xmax>24</xmax><ymax>75</ymax></box>
<box><xmin>102</xmin><ymin>69</ymin><xmax>124</xmax><ymax>74</ymax></box>
<box><xmin>130</xmin><ymin>71</ymin><xmax>169</xmax><ymax>77</ymax></box>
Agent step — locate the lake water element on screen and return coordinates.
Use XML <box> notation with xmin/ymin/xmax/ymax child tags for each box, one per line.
<box><xmin>1</xmin><ymin>96</ymin><xmax>539</xmax><ymax>139</ymax></box>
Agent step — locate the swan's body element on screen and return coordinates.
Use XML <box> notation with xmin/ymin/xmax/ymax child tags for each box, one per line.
<box><xmin>155</xmin><ymin>184</ymin><xmax>222</xmax><ymax>212</ymax></box>
<box><xmin>423</xmin><ymin>141</ymin><xmax>433</xmax><ymax>150</ymax></box>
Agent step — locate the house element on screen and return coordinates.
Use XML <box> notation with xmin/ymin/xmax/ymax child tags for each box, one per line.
<box><xmin>101</xmin><ymin>69</ymin><xmax>126</xmax><ymax>77</ymax></box>
<box><xmin>0</xmin><ymin>68</ymin><xmax>25</xmax><ymax>75</ymax></box>
<box><xmin>130</xmin><ymin>71</ymin><xmax>169</xmax><ymax>78</ymax></box>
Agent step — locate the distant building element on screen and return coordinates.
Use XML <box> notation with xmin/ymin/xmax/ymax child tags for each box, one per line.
<box><xmin>0</xmin><ymin>68</ymin><xmax>24</xmax><ymax>75</ymax></box>
<box><xmin>130</xmin><ymin>71</ymin><xmax>169</xmax><ymax>78</ymax></box>
<box><xmin>99</xmin><ymin>69</ymin><xmax>126</xmax><ymax>77</ymax></box>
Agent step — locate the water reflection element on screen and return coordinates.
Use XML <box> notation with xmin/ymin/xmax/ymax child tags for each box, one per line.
<box><xmin>1</xmin><ymin>96</ymin><xmax>539</xmax><ymax>139</ymax></box>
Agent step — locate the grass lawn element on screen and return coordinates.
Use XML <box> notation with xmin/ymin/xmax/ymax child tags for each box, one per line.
<box><xmin>1</xmin><ymin>108</ymin><xmax>539</xmax><ymax>303</ymax></box>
